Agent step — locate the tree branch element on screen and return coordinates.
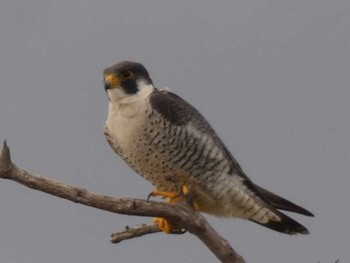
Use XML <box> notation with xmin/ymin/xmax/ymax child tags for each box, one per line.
<box><xmin>111</xmin><ymin>224</ymin><xmax>161</xmax><ymax>243</ymax></box>
<box><xmin>0</xmin><ymin>141</ymin><xmax>246</xmax><ymax>263</ymax></box>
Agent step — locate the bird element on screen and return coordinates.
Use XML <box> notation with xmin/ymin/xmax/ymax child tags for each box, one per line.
<box><xmin>103</xmin><ymin>60</ymin><xmax>313</xmax><ymax>235</ymax></box>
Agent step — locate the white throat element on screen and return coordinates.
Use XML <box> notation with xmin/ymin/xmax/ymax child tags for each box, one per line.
<box><xmin>107</xmin><ymin>80</ymin><xmax>155</xmax><ymax>119</ymax></box>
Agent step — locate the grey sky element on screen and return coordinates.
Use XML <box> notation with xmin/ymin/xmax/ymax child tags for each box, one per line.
<box><xmin>1</xmin><ymin>1</ymin><xmax>349</xmax><ymax>262</ymax></box>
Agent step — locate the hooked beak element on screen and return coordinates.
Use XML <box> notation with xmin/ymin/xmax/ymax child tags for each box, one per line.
<box><xmin>104</xmin><ymin>74</ymin><xmax>121</xmax><ymax>91</ymax></box>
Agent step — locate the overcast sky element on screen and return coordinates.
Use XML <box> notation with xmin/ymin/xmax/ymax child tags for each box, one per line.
<box><xmin>1</xmin><ymin>1</ymin><xmax>349</xmax><ymax>262</ymax></box>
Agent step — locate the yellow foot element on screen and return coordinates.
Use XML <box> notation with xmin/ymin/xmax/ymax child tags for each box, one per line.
<box><xmin>182</xmin><ymin>184</ymin><xmax>190</xmax><ymax>194</ymax></box>
<box><xmin>182</xmin><ymin>184</ymin><xmax>200</xmax><ymax>211</ymax></box>
<box><xmin>149</xmin><ymin>190</ymin><xmax>179</xmax><ymax>199</ymax></box>
<box><xmin>153</xmin><ymin>217</ymin><xmax>172</xmax><ymax>234</ymax></box>
<box><xmin>148</xmin><ymin>190</ymin><xmax>179</xmax><ymax>234</ymax></box>
<box><xmin>148</xmin><ymin>185</ymin><xmax>200</xmax><ymax>233</ymax></box>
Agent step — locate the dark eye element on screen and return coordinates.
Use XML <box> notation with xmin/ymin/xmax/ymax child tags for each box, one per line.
<box><xmin>121</xmin><ymin>71</ymin><xmax>133</xmax><ymax>78</ymax></box>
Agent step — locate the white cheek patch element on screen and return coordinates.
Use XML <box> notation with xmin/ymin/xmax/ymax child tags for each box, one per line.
<box><xmin>107</xmin><ymin>80</ymin><xmax>156</xmax><ymax>120</ymax></box>
<box><xmin>107</xmin><ymin>88</ymin><xmax>127</xmax><ymax>102</ymax></box>
<box><xmin>136</xmin><ymin>80</ymin><xmax>154</xmax><ymax>97</ymax></box>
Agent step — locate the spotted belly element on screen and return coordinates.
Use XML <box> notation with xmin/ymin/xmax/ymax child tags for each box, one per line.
<box><xmin>104</xmin><ymin>114</ymin><xmax>191</xmax><ymax>192</ymax></box>
<box><xmin>105</xmin><ymin>107</ymin><xmax>258</xmax><ymax>214</ymax></box>
<box><xmin>104</xmin><ymin>112</ymin><xmax>277</xmax><ymax>221</ymax></box>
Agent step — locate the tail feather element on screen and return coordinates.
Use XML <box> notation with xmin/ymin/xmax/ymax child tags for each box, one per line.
<box><xmin>245</xmin><ymin>183</ymin><xmax>313</xmax><ymax>234</ymax></box>
<box><xmin>254</xmin><ymin>184</ymin><xmax>314</xmax><ymax>217</ymax></box>
<box><xmin>250</xmin><ymin>209</ymin><xmax>310</xmax><ymax>235</ymax></box>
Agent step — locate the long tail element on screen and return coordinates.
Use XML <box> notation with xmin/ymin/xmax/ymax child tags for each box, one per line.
<box><xmin>250</xmin><ymin>209</ymin><xmax>310</xmax><ymax>234</ymax></box>
<box><xmin>251</xmin><ymin>184</ymin><xmax>314</xmax><ymax>235</ymax></box>
<box><xmin>254</xmin><ymin>184</ymin><xmax>314</xmax><ymax>216</ymax></box>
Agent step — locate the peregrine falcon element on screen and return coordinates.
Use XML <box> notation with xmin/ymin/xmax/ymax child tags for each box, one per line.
<box><xmin>103</xmin><ymin>61</ymin><xmax>313</xmax><ymax>235</ymax></box>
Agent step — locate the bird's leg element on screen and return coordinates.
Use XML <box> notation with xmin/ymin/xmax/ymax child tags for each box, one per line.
<box><xmin>182</xmin><ymin>184</ymin><xmax>200</xmax><ymax>211</ymax></box>
<box><xmin>148</xmin><ymin>190</ymin><xmax>180</xmax><ymax>234</ymax></box>
<box><xmin>148</xmin><ymin>183</ymin><xmax>199</xmax><ymax>234</ymax></box>
<box><xmin>147</xmin><ymin>173</ymin><xmax>182</xmax><ymax>202</ymax></box>
<box><xmin>148</xmin><ymin>190</ymin><xmax>179</xmax><ymax>200</ymax></box>
<box><xmin>152</xmin><ymin>217</ymin><xmax>174</xmax><ymax>234</ymax></box>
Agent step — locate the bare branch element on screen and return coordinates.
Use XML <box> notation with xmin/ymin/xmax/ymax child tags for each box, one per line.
<box><xmin>111</xmin><ymin>223</ymin><xmax>188</xmax><ymax>244</ymax></box>
<box><xmin>111</xmin><ymin>224</ymin><xmax>161</xmax><ymax>243</ymax></box>
<box><xmin>0</xmin><ymin>141</ymin><xmax>246</xmax><ymax>263</ymax></box>
<box><xmin>0</xmin><ymin>140</ymin><xmax>12</xmax><ymax>174</ymax></box>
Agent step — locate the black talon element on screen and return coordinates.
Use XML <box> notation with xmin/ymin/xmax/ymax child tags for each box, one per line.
<box><xmin>170</xmin><ymin>228</ymin><xmax>187</xmax><ymax>235</ymax></box>
<box><xmin>147</xmin><ymin>192</ymin><xmax>154</xmax><ymax>202</ymax></box>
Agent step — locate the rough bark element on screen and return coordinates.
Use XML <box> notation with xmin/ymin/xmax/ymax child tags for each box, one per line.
<box><xmin>0</xmin><ymin>141</ymin><xmax>246</xmax><ymax>263</ymax></box>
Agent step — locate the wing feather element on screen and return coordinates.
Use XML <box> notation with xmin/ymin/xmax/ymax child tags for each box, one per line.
<box><xmin>150</xmin><ymin>89</ymin><xmax>312</xmax><ymax>235</ymax></box>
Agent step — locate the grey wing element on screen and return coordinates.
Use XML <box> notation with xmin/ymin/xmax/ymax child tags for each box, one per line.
<box><xmin>150</xmin><ymin>90</ymin><xmax>264</xmax><ymax>200</ymax></box>
<box><xmin>150</xmin><ymin>89</ymin><xmax>254</xmax><ymax>182</ymax></box>
<box><xmin>150</xmin><ymin>90</ymin><xmax>270</xmax><ymax>210</ymax></box>
<box><xmin>150</xmin><ymin>89</ymin><xmax>313</xmax><ymax>235</ymax></box>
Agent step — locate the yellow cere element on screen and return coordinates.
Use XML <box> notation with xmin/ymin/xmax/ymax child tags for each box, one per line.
<box><xmin>104</xmin><ymin>74</ymin><xmax>121</xmax><ymax>87</ymax></box>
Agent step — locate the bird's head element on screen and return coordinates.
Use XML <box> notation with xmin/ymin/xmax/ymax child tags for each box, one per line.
<box><xmin>103</xmin><ymin>61</ymin><xmax>154</xmax><ymax>102</ymax></box>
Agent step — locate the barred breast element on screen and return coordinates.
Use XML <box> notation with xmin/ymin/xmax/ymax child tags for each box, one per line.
<box><xmin>105</xmin><ymin>103</ymin><xmax>265</xmax><ymax>220</ymax></box>
<box><xmin>105</xmin><ymin>101</ymin><xmax>231</xmax><ymax>193</ymax></box>
<box><xmin>104</xmin><ymin>99</ymin><xmax>191</xmax><ymax>192</ymax></box>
